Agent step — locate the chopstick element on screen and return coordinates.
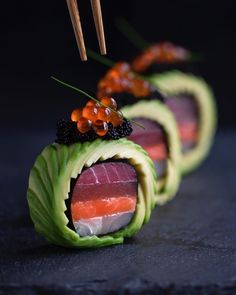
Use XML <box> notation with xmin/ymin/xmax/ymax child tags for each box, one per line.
<box><xmin>66</xmin><ymin>0</ymin><xmax>87</xmax><ymax>61</ymax></box>
<box><xmin>66</xmin><ymin>0</ymin><xmax>107</xmax><ymax>61</ymax></box>
<box><xmin>90</xmin><ymin>0</ymin><xmax>107</xmax><ymax>55</ymax></box>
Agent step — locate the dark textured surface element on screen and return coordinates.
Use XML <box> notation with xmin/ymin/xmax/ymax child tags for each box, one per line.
<box><xmin>0</xmin><ymin>130</ymin><xmax>236</xmax><ymax>295</ymax></box>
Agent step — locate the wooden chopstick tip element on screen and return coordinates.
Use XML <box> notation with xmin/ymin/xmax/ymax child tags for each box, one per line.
<box><xmin>66</xmin><ymin>0</ymin><xmax>87</xmax><ymax>61</ymax></box>
<box><xmin>90</xmin><ymin>0</ymin><xmax>107</xmax><ymax>56</ymax></box>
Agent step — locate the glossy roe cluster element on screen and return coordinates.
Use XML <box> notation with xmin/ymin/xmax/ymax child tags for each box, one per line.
<box><xmin>132</xmin><ymin>42</ymin><xmax>191</xmax><ymax>73</ymax></box>
<box><xmin>71</xmin><ymin>97</ymin><xmax>123</xmax><ymax>137</ymax></box>
<box><xmin>97</xmin><ymin>62</ymin><xmax>152</xmax><ymax>99</ymax></box>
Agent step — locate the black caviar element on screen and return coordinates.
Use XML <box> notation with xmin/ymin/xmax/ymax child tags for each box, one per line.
<box><xmin>55</xmin><ymin>118</ymin><xmax>133</xmax><ymax>145</ymax></box>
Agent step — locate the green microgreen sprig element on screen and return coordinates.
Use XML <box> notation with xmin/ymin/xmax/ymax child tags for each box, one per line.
<box><xmin>51</xmin><ymin>76</ymin><xmax>145</xmax><ymax>129</ymax></box>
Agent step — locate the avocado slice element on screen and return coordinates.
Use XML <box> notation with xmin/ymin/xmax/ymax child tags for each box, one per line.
<box><xmin>121</xmin><ymin>100</ymin><xmax>182</xmax><ymax>205</ymax></box>
<box><xmin>27</xmin><ymin>138</ymin><xmax>157</xmax><ymax>248</ymax></box>
<box><xmin>148</xmin><ymin>71</ymin><xmax>217</xmax><ymax>174</ymax></box>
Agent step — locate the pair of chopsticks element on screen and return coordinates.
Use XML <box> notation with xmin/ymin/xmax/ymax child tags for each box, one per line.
<box><xmin>66</xmin><ymin>0</ymin><xmax>106</xmax><ymax>61</ymax></box>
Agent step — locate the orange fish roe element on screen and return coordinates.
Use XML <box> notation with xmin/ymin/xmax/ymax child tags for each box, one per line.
<box><xmin>131</xmin><ymin>78</ymin><xmax>151</xmax><ymax>97</ymax></box>
<box><xmin>110</xmin><ymin>110</ymin><xmax>123</xmax><ymax>127</ymax></box>
<box><xmin>77</xmin><ymin>117</ymin><xmax>92</xmax><ymax>133</ymax></box>
<box><xmin>70</xmin><ymin>96</ymin><xmax>126</xmax><ymax>137</ymax></box>
<box><xmin>71</xmin><ymin>108</ymin><xmax>83</xmax><ymax>122</ymax></box>
<box><xmin>97</xmin><ymin>107</ymin><xmax>111</xmax><ymax>122</ymax></box>
<box><xmin>113</xmin><ymin>62</ymin><xmax>130</xmax><ymax>75</ymax></box>
<box><xmin>97</xmin><ymin>62</ymin><xmax>152</xmax><ymax>99</ymax></box>
<box><xmin>93</xmin><ymin>120</ymin><xmax>109</xmax><ymax>136</ymax></box>
<box><xmin>82</xmin><ymin>105</ymin><xmax>99</xmax><ymax>122</ymax></box>
<box><xmin>86</xmin><ymin>100</ymin><xmax>100</xmax><ymax>108</ymax></box>
<box><xmin>100</xmin><ymin>97</ymin><xmax>117</xmax><ymax>110</ymax></box>
<box><xmin>132</xmin><ymin>42</ymin><xmax>191</xmax><ymax>73</ymax></box>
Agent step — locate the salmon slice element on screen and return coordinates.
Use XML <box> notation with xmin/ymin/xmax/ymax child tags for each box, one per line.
<box><xmin>70</xmin><ymin>162</ymin><xmax>138</xmax><ymax>236</ymax></box>
<box><xmin>143</xmin><ymin>143</ymin><xmax>167</xmax><ymax>161</ymax></box>
<box><xmin>128</xmin><ymin>118</ymin><xmax>168</xmax><ymax>178</ymax></box>
<box><xmin>179</xmin><ymin>121</ymin><xmax>198</xmax><ymax>142</ymax></box>
<box><xmin>165</xmin><ymin>95</ymin><xmax>199</xmax><ymax>122</ymax></box>
<box><xmin>71</xmin><ymin>196</ymin><xmax>136</xmax><ymax>220</ymax></box>
<box><xmin>165</xmin><ymin>94</ymin><xmax>199</xmax><ymax>151</ymax></box>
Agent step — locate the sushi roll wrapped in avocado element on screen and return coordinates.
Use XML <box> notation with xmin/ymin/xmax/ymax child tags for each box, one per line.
<box><xmin>27</xmin><ymin>95</ymin><xmax>157</xmax><ymax>248</ymax></box>
<box><xmin>97</xmin><ymin>63</ymin><xmax>182</xmax><ymax>205</ymax></box>
<box><xmin>131</xmin><ymin>42</ymin><xmax>217</xmax><ymax>174</ymax></box>
<box><xmin>149</xmin><ymin>71</ymin><xmax>217</xmax><ymax>174</ymax></box>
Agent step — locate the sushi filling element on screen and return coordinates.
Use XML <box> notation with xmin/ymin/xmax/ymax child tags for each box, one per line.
<box><xmin>70</xmin><ymin>162</ymin><xmax>138</xmax><ymax>237</ymax></box>
<box><xmin>128</xmin><ymin>118</ymin><xmax>168</xmax><ymax>178</ymax></box>
<box><xmin>165</xmin><ymin>94</ymin><xmax>199</xmax><ymax>153</ymax></box>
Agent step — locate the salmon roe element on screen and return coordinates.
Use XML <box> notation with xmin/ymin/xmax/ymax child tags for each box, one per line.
<box><xmin>86</xmin><ymin>100</ymin><xmax>100</xmax><ymax>108</ymax></box>
<box><xmin>71</xmin><ymin>96</ymin><xmax>124</xmax><ymax>137</ymax></box>
<box><xmin>97</xmin><ymin>62</ymin><xmax>152</xmax><ymax>99</ymax></box>
<box><xmin>82</xmin><ymin>106</ymin><xmax>98</xmax><ymax>122</ymax></box>
<box><xmin>100</xmin><ymin>97</ymin><xmax>117</xmax><ymax>110</ymax></box>
<box><xmin>97</xmin><ymin>107</ymin><xmax>111</xmax><ymax>121</ymax></box>
<box><xmin>77</xmin><ymin>117</ymin><xmax>92</xmax><ymax>133</ymax></box>
<box><xmin>71</xmin><ymin>108</ymin><xmax>83</xmax><ymax>122</ymax></box>
<box><xmin>131</xmin><ymin>42</ymin><xmax>191</xmax><ymax>73</ymax></box>
<box><xmin>93</xmin><ymin>120</ymin><xmax>109</xmax><ymax>136</ymax></box>
<box><xmin>110</xmin><ymin>110</ymin><xmax>123</xmax><ymax>127</ymax></box>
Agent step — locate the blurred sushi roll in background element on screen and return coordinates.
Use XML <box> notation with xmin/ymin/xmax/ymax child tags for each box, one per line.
<box><xmin>148</xmin><ymin>71</ymin><xmax>217</xmax><ymax>174</ymax></box>
<box><xmin>115</xmin><ymin>20</ymin><xmax>217</xmax><ymax>174</ymax></box>
<box><xmin>27</xmin><ymin>93</ymin><xmax>157</xmax><ymax>248</ymax></box>
<box><xmin>131</xmin><ymin>42</ymin><xmax>217</xmax><ymax>174</ymax></box>
<box><xmin>97</xmin><ymin>63</ymin><xmax>182</xmax><ymax>205</ymax></box>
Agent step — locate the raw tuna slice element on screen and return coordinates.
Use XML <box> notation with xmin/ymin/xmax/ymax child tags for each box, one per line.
<box><xmin>71</xmin><ymin>162</ymin><xmax>137</xmax><ymax>236</ymax></box>
<box><xmin>165</xmin><ymin>95</ymin><xmax>199</xmax><ymax>152</ymax></box>
<box><xmin>128</xmin><ymin>118</ymin><xmax>168</xmax><ymax>178</ymax></box>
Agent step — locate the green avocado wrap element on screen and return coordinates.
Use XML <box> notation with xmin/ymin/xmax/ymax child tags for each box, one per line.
<box><xmin>122</xmin><ymin>100</ymin><xmax>182</xmax><ymax>205</ymax></box>
<box><xmin>27</xmin><ymin>138</ymin><xmax>157</xmax><ymax>248</ymax></box>
<box><xmin>148</xmin><ymin>71</ymin><xmax>217</xmax><ymax>174</ymax></box>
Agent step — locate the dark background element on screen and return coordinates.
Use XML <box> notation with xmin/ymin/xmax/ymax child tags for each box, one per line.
<box><xmin>0</xmin><ymin>0</ymin><xmax>236</xmax><ymax>131</ymax></box>
<box><xmin>1</xmin><ymin>2</ymin><xmax>236</xmax><ymax>292</ymax></box>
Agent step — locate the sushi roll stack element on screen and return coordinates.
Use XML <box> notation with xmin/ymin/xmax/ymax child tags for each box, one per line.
<box><xmin>131</xmin><ymin>42</ymin><xmax>217</xmax><ymax>174</ymax></box>
<box><xmin>27</xmin><ymin>96</ymin><xmax>157</xmax><ymax>248</ymax></box>
<box><xmin>97</xmin><ymin>62</ymin><xmax>182</xmax><ymax>205</ymax></box>
<box><xmin>27</xmin><ymin>43</ymin><xmax>217</xmax><ymax>248</ymax></box>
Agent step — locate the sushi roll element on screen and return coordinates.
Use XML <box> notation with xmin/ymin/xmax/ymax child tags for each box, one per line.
<box><xmin>131</xmin><ymin>42</ymin><xmax>217</xmax><ymax>174</ymax></box>
<box><xmin>97</xmin><ymin>63</ymin><xmax>182</xmax><ymax>205</ymax></box>
<box><xmin>27</xmin><ymin>95</ymin><xmax>157</xmax><ymax>248</ymax></box>
<box><xmin>149</xmin><ymin>71</ymin><xmax>217</xmax><ymax>174</ymax></box>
